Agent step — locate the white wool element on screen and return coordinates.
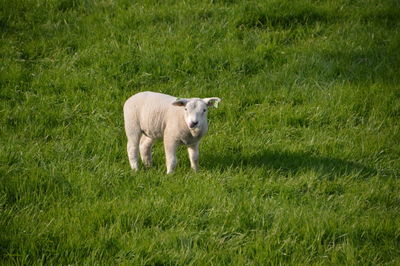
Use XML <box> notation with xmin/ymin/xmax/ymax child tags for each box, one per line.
<box><xmin>123</xmin><ymin>91</ymin><xmax>221</xmax><ymax>174</ymax></box>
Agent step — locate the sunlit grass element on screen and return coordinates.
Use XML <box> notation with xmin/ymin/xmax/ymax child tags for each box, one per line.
<box><xmin>1</xmin><ymin>0</ymin><xmax>399</xmax><ymax>264</ymax></box>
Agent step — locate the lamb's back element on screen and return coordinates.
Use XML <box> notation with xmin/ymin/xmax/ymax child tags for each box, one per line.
<box><xmin>125</xmin><ymin>92</ymin><xmax>177</xmax><ymax>139</ymax></box>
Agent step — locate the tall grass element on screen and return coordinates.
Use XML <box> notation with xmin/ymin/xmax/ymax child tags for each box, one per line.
<box><xmin>1</xmin><ymin>0</ymin><xmax>400</xmax><ymax>264</ymax></box>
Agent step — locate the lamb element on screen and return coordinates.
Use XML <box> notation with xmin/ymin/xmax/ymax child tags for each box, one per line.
<box><xmin>123</xmin><ymin>91</ymin><xmax>221</xmax><ymax>174</ymax></box>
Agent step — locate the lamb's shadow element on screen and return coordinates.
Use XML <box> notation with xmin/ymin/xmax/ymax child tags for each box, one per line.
<box><xmin>203</xmin><ymin>149</ymin><xmax>377</xmax><ymax>178</ymax></box>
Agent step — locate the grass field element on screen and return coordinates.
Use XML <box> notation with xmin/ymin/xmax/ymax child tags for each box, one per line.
<box><xmin>1</xmin><ymin>0</ymin><xmax>400</xmax><ymax>264</ymax></box>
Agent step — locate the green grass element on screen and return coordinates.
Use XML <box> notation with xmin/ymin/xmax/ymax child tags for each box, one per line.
<box><xmin>1</xmin><ymin>0</ymin><xmax>400</xmax><ymax>264</ymax></box>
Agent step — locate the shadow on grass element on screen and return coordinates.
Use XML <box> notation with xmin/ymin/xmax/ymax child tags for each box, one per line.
<box><xmin>203</xmin><ymin>149</ymin><xmax>378</xmax><ymax>178</ymax></box>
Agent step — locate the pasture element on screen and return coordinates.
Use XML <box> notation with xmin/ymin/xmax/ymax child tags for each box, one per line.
<box><xmin>1</xmin><ymin>0</ymin><xmax>400</xmax><ymax>264</ymax></box>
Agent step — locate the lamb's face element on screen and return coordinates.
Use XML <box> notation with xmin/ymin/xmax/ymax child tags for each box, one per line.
<box><xmin>172</xmin><ymin>97</ymin><xmax>221</xmax><ymax>130</ymax></box>
<box><xmin>183</xmin><ymin>99</ymin><xmax>208</xmax><ymax>129</ymax></box>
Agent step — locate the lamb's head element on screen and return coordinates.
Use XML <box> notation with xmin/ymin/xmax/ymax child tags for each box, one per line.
<box><xmin>172</xmin><ymin>97</ymin><xmax>221</xmax><ymax>130</ymax></box>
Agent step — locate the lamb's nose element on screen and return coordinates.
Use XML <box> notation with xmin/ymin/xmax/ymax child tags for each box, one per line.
<box><xmin>189</xmin><ymin>121</ymin><xmax>198</xmax><ymax>128</ymax></box>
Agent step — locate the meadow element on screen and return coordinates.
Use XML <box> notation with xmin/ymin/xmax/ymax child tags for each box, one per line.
<box><xmin>1</xmin><ymin>0</ymin><xmax>400</xmax><ymax>264</ymax></box>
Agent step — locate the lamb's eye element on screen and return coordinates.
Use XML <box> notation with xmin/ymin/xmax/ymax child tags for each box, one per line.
<box><xmin>203</xmin><ymin>109</ymin><xmax>206</xmax><ymax>113</ymax></box>
<box><xmin>184</xmin><ymin>108</ymin><xmax>187</xmax><ymax>111</ymax></box>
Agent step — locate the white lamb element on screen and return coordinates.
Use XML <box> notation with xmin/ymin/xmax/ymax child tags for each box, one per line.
<box><xmin>123</xmin><ymin>91</ymin><xmax>221</xmax><ymax>174</ymax></box>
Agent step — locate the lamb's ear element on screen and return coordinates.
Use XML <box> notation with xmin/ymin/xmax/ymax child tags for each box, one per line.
<box><xmin>172</xmin><ymin>98</ymin><xmax>189</xmax><ymax>107</ymax></box>
<box><xmin>203</xmin><ymin>97</ymin><xmax>221</xmax><ymax>108</ymax></box>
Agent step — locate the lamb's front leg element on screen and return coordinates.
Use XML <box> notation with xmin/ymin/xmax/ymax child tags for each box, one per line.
<box><xmin>187</xmin><ymin>143</ymin><xmax>199</xmax><ymax>172</ymax></box>
<box><xmin>164</xmin><ymin>139</ymin><xmax>178</xmax><ymax>174</ymax></box>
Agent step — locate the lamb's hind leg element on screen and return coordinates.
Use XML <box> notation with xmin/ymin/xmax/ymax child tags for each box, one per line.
<box><xmin>124</xmin><ymin>104</ymin><xmax>141</xmax><ymax>171</ymax></box>
<box><xmin>127</xmin><ymin>131</ymin><xmax>141</xmax><ymax>171</ymax></box>
<box><xmin>140</xmin><ymin>135</ymin><xmax>154</xmax><ymax>167</ymax></box>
